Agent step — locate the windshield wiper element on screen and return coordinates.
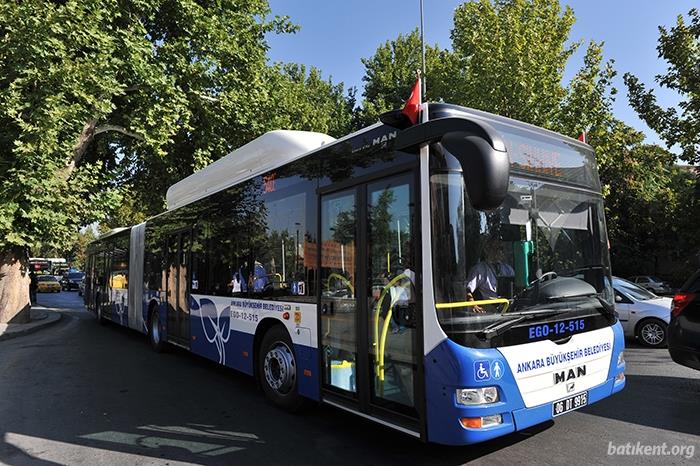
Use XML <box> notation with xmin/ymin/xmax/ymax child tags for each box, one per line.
<box><xmin>594</xmin><ymin>295</ymin><xmax>616</xmax><ymax>318</ymax></box>
<box><xmin>477</xmin><ymin>309</ymin><xmax>566</xmax><ymax>339</ymax></box>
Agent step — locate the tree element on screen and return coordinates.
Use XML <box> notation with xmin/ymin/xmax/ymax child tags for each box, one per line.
<box><xmin>448</xmin><ymin>0</ymin><xmax>578</xmax><ymax>128</ymax></box>
<box><xmin>264</xmin><ymin>64</ymin><xmax>357</xmax><ymax>138</ymax></box>
<box><xmin>359</xmin><ymin>29</ymin><xmax>447</xmax><ymax>126</ymax></box>
<box><xmin>358</xmin><ymin>0</ymin><xmax>700</xmax><ymax>282</ymax></box>
<box><xmin>0</xmin><ymin>0</ymin><xmax>295</xmax><ymax>322</ymax></box>
<box><xmin>624</xmin><ymin>8</ymin><xmax>700</xmax><ymax>164</ymax></box>
<box><xmin>359</xmin><ymin>1</ymin><xmax>614</xmax><ymax>140</ymax></box>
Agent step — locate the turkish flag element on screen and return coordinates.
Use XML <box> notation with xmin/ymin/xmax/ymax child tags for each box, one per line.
<box><xmin>401</xmin><ymin>77</ymin><xmax>422</xmax><ymax>125</ymax></box>
<box><xmin>378</xmin><ymin>75</ymin><xmax>423</xmax><ymax>129</ymax></box>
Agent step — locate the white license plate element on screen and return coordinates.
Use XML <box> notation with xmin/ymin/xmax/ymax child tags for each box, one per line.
<box><xmin>552</xmin><ymin>391</ymin><xmax>588</xmax><ymax>417</ymax></box>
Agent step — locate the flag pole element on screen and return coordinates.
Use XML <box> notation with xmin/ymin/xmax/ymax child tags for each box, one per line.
<box><xmin>420</xmin><ymin>0</ymin><xmax>426</xmax><ymax>98</ymax></box>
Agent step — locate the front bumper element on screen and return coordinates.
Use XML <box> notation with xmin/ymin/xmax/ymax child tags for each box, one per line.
<box><xmin>424</xmin><ymin>322</ymin><xmax>625</xmax><ymax>445</ymax></box>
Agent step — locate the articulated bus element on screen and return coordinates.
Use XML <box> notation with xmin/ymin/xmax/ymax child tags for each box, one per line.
<box><xmin>85</xmin><ymin>103</ymin><xmax>625</xmax><ymax>445</ymax></box>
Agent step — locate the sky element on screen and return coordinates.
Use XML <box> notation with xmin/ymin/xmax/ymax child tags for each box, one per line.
<box><xmin>266</xmin><ymin>0</ymin><xmax>696</xmax><ymax>149</ymax></box>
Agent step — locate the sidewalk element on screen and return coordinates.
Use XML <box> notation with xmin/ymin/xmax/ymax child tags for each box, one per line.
<box><xmin>0</xmin><ymin>306</ymin><xmax>62</xmax><ymax>342</ymax></box>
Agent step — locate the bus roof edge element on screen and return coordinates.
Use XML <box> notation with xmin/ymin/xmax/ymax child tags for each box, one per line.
<box><xmin>165</xmin><ymin>130</ymin><xmax>335</xmax><ymax>211</ymax></box>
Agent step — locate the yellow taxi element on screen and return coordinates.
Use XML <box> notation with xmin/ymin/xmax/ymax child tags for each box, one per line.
<box><xmin>37</xmin><ymin>275</ymin><xmax>61</xmax><ymax>293</ymax></box>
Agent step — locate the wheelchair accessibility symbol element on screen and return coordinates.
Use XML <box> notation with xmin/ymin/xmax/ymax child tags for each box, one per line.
<box><xmin>474</xmin><ymin>360</ymin><xmax>491</xmax><ymax>381</ymax></box>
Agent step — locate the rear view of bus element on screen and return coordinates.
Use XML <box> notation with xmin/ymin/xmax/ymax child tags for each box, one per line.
<box><xmin>420</xmin><ymin>104</ymin><xmax>625</xmax><ymax>444</ymax></box>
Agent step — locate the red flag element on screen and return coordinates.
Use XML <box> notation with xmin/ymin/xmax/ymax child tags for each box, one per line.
<box><xmin>401</xmin><ymin>77</ymin><xmax>422</xmax><ymax>125</ymax></box>
<box><xmin>577</xmin><ymin>132</ymin><xmax>587</xmax><ymax>143</ymax></box>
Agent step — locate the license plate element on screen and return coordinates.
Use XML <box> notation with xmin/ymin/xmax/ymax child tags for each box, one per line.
<box><xmin>552</xmin><ymin>391</ymin><xmax>588</xmax><ymax>417</ymax></box>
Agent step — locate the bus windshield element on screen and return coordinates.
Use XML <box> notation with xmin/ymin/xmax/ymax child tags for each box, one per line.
<box><xmin>430</xmin><ymin>162</ymin><xmax>614</xmax><ymax>342</ymax></box>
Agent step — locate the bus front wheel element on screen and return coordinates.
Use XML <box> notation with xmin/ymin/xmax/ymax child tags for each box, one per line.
<box><xmin>257</xmin><ymin>325</ymin><xmax>305</xmax><ymax>411</ymax></box>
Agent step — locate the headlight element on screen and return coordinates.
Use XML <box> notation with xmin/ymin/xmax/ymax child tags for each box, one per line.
<box><xmin>456</xmin><ymin>386</ymin><xmax>499</xmax><ymax>405</ymax></box>
<box><xmin>617</xmin><ymin>351</ymin><xmax>625</xmax><ymax>366</ymax></box>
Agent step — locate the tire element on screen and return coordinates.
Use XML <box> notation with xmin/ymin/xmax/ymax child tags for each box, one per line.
<box><xmin>257</xmin><ymin>325</ymin><xmax>305</xmax><ymax>411</ymax></box>
<box><xmin>96</xmin><ymin>299</ymin><xmax>106</xmax><ymax>325</ymax></box>
<box><xmin>148</xmin><ymin>308</ymin><xmax>166</xmax><ymax>353</ymax></box>
<box><xmin>636</xmin><ymin>318</ymin><xmax>667</xmax><ymax>348</ymax></box>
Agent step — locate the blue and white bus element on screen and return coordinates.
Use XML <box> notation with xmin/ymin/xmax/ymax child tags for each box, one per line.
<box><xmin>85</xmin><ymin>103</ymin><xmax>625</xmax><ymax>445</ymax></box>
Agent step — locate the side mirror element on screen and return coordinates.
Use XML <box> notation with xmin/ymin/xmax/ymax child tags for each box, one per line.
<box><xmin>615</xmin><ymin>295</ymin><xmax>623</xmax><ymax>303</ymax></box>
<box><xmin>440</xmin><ymin>131</ymin><xmax>509</xmax><ymax>211</ymax></box>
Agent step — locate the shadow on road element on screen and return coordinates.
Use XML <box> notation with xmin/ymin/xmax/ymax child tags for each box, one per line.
<box><xmin>0</xmin><ymin>315</ymin><xmax>558</xmax><ymax>465</ymax></box>
<box><xmin>2</xmin><ymin>298</ymin><xmax>698</xmax><ymax>465</ymax></box>
<box><xmin>581</xmin><ymin>373</ymin><xmax>700</xmax><ymax>437</ymax></box>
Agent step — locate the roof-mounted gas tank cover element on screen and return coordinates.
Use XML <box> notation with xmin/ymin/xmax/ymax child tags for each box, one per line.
<box><xmin>395</xmin><ymin>116</ymin><xmax>510</xmax><ymax>211</ymax></box>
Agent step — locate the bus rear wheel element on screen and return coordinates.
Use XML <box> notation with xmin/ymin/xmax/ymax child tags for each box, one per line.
<box><xmin>96</xmin><ymin>300</ymin><xmax>105</xmax><ymax>325</ymax></box>
<box><xmin>257</xmin><ymin>325</ymin><xmax>305</xmax><ymax>411</ymax></box>
<box><xmin>149</xmin><ymin>308</ymin><xmax>166</xmax><ymax>353</ymax></box>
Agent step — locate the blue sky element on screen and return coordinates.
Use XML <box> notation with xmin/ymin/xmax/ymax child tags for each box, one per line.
<box><xmin>266</xmin><ymin>0</ymin><xmax>696</xmax><ymax>149</ymax></box>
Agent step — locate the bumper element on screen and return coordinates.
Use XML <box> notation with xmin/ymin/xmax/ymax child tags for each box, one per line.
<box><xmin>669</xmin><ymin>346</ymin><xmax>700</xmax><ymax>371</ymax></box>
<box><xmin>668</xmin><ymin>318</ymin><xmax>700</xmax><ymax>370</ymax></box>
<box><xmin>38</xmin><ymin>286</ymin><xmax>60</xmax><ymax>292</ymax></box>
<box><xmin>424</xmin><ymin>323</ymin><xmax>625</xmax><ymax>445</ymax></box>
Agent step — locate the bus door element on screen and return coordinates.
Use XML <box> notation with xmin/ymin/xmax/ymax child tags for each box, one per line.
<box><xmin>320</xmin><ymin>172</ymin><xmax>420</xmax><ymax>430</ymax></box>
<box><xmin>165</xmin><ymin>230</ymin><xmax>191</xmax><ymax>346</ymax></box>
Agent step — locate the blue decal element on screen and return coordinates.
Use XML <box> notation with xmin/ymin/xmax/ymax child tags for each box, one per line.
<box><xmin>474</xmin><ymin>360</ymin><xmax>490</xmax><ymax>381</ymax></box>
<box><xmin>491</xmin><ymin>360</ymin><xmax>504</xmax><ymax>380</ymax></box>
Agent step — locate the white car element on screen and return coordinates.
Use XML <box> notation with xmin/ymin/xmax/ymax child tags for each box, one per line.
<box><xmin>614</xmin><ymin>277</ymin><xmax>671</xmax><ymax>347</ymax></box>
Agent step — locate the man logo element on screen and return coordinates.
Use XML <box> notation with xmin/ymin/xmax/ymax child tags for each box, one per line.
<box><xmin>566</xmin><ymin>381</ymin><xmax>575</xmax><ymax>393</ymax></box>
<box><xmin>554</xmin><ymin>365</ymin><xmax>587</xmax><ymax>385</ymax></box>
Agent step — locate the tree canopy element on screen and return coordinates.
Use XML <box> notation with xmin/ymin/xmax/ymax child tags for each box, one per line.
<box><xmin>359</xmin><ymin>0</ymin><xmax>698</xmax><ymax>281</ymax></box>
<box><xmin>0</xmin><ymin>0</ymin><xmax>356</xmax><ymax>254</ymax></box>
<box><xmin>624</xmin><ymin>8</ymin><xmax>700</xmax><ymax>164</ymax></box>
<box><xmin>0</xmin><ymin>0</ymin><xmax>698</xmax><ymax>321</ymax></box>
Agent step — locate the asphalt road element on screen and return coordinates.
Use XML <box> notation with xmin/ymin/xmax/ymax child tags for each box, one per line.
<box><xmin>1</xmin><ymin>292</ymin><xmax>699</xmax><ymax>465</ymax></box>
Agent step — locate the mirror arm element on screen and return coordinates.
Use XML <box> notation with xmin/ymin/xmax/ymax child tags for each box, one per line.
<box><xmin>394</xmin><ymin>116</ymin><xmax>507</xmax><ymax>153</ymax></box>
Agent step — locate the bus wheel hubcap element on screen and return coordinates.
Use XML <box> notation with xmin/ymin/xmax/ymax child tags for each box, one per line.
<box><xmin>642</xmin><ymin>323</ymin><xmax>663</xmax><ymax>345</ymax></box>
<box><xmin>264</xmin><ymin>342</ymin><xmax>295</xmax><ymax>395</ymax></box>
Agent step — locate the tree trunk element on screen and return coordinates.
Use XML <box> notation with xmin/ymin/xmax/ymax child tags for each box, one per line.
<box><xmin>0</xmin><ymin>248</ymin><xmax>31</xmax><ymax>324</ymax></box>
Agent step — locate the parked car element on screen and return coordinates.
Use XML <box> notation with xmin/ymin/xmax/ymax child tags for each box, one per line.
<box><xmin>78</xmin><ymin>278</ymin><xmax>85</xmax><ymax>296</ymax></box>
<box><xmin>627</xmin><ymin>275</ymin><xmax>673</xmax><ymax>295</ymax></box>
<box><xmin>668</xmin><ymin>269</ymin><xmax>700</xmax><ymax>370</ymax></box>
<box><xmin>60</xmin><ymin>271</ymin><xmax>85</xmax><ymax>291</ymax></box>
<box><xmin>614</xmin><ymin>277</ymin><xmax>671</xmax><ymax>347</ymax></box>
<box><xmin>36</xmin><ymin>275</ymin><xmax>61</xmax><ymax>293</ymax></box>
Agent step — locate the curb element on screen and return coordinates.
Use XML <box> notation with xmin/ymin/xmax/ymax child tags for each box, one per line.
<box><xmin>0</xmin><ymin>311</ymin><xmax>63</xmax><ymax>342</ymax></box>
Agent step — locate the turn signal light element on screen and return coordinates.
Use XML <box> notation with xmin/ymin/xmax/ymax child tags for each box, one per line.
<box><xmin>460</xmin><ymin>417</ymin><xmax>483</xmax><ymax>429</ymax></box>
<box><xmin>460</xmin><ymin>414</ymin><xmax>503</xmax><ymax>429</ymax></box>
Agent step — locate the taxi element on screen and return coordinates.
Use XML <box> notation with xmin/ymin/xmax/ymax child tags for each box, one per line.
<box><xmin>37</xmin><ymin>275</ymin><xmax>61</xmax><ymax>293</ymax></box>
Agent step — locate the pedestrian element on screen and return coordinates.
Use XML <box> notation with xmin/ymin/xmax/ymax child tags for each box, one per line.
<box><xmin>29</xmin><ymin>270</ymin><xmax>38</xmax><ymax>305</ymax></box>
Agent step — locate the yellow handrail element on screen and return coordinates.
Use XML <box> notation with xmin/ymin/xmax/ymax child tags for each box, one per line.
<box><xmin>326</xmin><ymin>273</ymin><xmax>355</xmax><ymax>297</ymax></box>
<box><xmin>435</xmin><ymin>298</ymin><xmax>510</xmax><ymax>312</ymax></box>
<box><xmin>373</xmin><ymin>273</ymin><xmax>411</xmax><ymax>392</ymax></box>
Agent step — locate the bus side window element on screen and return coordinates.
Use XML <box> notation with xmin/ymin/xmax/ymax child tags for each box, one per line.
<box><xmin>190</xmin><ymin>226</ymin><xmax>207</xmax><ymax>293</ymax></box>
<box><xmin>257</xmin><ymin>185</ymin><xmax>308</xmax><ymax>300</ymax></box>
